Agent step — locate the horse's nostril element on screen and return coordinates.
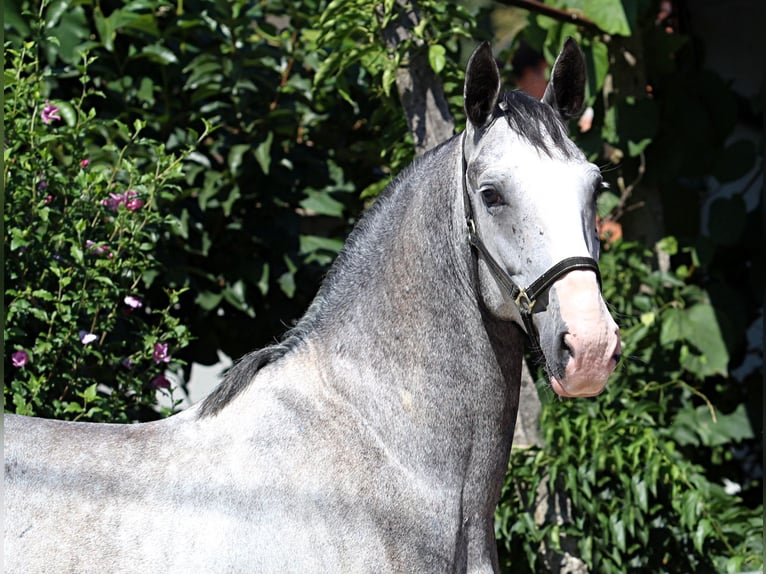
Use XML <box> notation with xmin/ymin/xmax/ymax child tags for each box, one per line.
<box><xmin>561</xmin><ymin>333</ymin><xmax>574</xmax><ymax>358</ymax></box>
<box><xmin>612</xmin><ymin>352</ymin><xmax>622</xmax><ymax>364</ymax></box>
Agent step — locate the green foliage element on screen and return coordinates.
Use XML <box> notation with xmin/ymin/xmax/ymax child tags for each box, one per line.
<box><xmin>5</xmin><ymin>0</ymin><xmax>384</xmax><ymax>367</ymax></box>
<box><xmin>4</xmin><ymin>40</ymin><xmax>196</xmax><ymax>421</ymax></box>
<box><xmin>496</xmin><ymin>240</ymin><xmax>762</xmax><ymax>572</ymax></box>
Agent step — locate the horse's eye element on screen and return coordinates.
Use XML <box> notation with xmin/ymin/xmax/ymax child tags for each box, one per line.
<box><xmin>480</xmin><ymin>187</ymin><xmax>503</xmax><ymax>207</ymax></box>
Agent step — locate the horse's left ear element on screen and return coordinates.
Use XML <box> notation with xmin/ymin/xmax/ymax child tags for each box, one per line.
<box><xmin>464</xmin><ymin>41</ymin><xmax>502</xmax><ymax>128</ymax></box>
<box><xmin>542</xmin><ymin>37</ymin><xmax>586</xmax><ymax>119</ymax></box>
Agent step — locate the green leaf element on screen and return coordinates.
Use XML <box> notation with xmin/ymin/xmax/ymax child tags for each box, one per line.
<box><xmin>227</xmin><ymin>144</ymin><xmax>250</xmax><ymax>177</ymax></box>
<box><xmin>254</xmin><ymin>132</ymin><xmax>273</xmax><ymax>175</ymax></box>
<box><xmin>278</xmin><ymin>271</ymin><xmax>295</xmax><ymax>299</ymax></box>
<box><xmin>382</xmin><ymin>65</ymin><xmax>397</xmax><ymax>98</ymax></box>
<box><xmin>684</xmin><ymin>304</ymin><xmax>729</xmax><ymax>377</ymax></box>
<box><xmin>141</xmin><ymin>44</ymin><xmax>178</xmax><ymax>65</ymax></box>
<box><xmin>674</xmin><ymin>404</ymin><xmax>754</xmax><ymax>447</ymax></box>
<box><xmin>93</xmin><ymin>6</ymin><xmax>116</xmax><ymax>51</ymax></box>
<box><xmin>195</xmin><ymin>290</ymin><xmax>223</xmax><ymax>311</ymax></box>
<box><xmin>56</xmin><ymin>102</ymin><xmax>77</xmax><ymax>127</ymax></box>
<box><xmin>428</xmin><ymin>44</ymin><xmax>447</xmax><ymax>74</ymax></box>
<box><xmin>81</xmin><ymin>383</ymin><xmax>98</xmax><ymax>403</ymax></box>
<box><xmin>257</xmin><ymin>263</ymin><xmax>270</xmax><ymax>296</ymax></box>
<box><xmin>655</xmin><ymin>236</ymin><xmax>678</xmax><ymax>256</ymax></box>
<box><xmin>582</xmin><ymin>0</ymin><xmax>632</xmax><ymax>36</ymax></box>
<box><xmin>5</xmin><ymin>0</ymin><xmax>31</xmax><ymax>36</ymax></box>
<box><xmin>587</xmin><ymin>38</ymin><xmax>609</xmax><ymax>94</ymax></box>
<box><xmin>693</xmin><ymin>518</ymin><xmax>712</xmax><ymax>554</ymax></box>
<box><xmin>660</xmin><ymin>302</ymin><xmax>728</xmax><ymax>377</ymax></box>
<box><xmin>300</xmin><ymin>190</ymin><xmax>344</xmax><ymax>217</ymax></box>
<box><xmin>596</xmin><ymin>191</ymin><xmax>620</xmax><ymax>218</ymax></box>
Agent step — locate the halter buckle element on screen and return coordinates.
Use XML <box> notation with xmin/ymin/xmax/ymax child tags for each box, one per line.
<box><xmin>514</xmin><ymin>289</ymin><xmax>536</xmax><ymax>314</ymax></box>
<box><xmin>466</xmin><ymin>217</ymin><xmax>476</xmax><ymax>238</ymax></box>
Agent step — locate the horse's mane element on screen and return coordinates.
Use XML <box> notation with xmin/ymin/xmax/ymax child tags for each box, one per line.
<box><xmin>196</xmin><ymin>145</ymin><xmax>452</xmax><ymax>418</ymax></box>
<box><xmin>197</xmin><ymin>92</ymin><xmax>570</xmax><ymax>418</ymax></box>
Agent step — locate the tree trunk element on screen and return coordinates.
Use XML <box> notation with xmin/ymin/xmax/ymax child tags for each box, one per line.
<box><xmin>378</xmin><ymin>1</ymin><xmax>454</xmax><ymax>156</ymax></box>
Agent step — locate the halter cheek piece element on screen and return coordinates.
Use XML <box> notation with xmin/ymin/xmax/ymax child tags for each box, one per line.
<box><xmin>461</xmin><ymin>134</ymin><xmax>602</xmax><ymax>343</ymax></box>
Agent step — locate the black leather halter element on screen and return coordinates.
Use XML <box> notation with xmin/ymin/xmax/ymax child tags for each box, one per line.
<box><xmin>461</xmin><ymin>133</ymin><xmax>602</xmax><ymax>342</ymax></box>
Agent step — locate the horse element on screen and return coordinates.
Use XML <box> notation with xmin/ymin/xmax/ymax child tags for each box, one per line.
<box><xmin>4</xmin><ymin>39</ymin><xmax>621</xmax><ymax>573</ymax></box>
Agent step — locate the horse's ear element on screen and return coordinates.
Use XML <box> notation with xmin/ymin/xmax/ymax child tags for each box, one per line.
<box><xmin>464</xmin><ymin>41</ymin><xmax>502</xmax><ymax>128</ymax></box>
<box><xmin>542</xmin><ymin>37</ymin><xmax>586</xmax><ymax>119</ymax></box>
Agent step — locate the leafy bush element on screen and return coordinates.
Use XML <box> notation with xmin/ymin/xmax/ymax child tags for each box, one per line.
<box><xmin>4</xmin><ymin>0</ymin><xmax>392</xmax><ymax>369</ymax></box>
<box><xmin>495</xmin><ymin>239</ymin><xmax>763</xmax><ymax>573</ymax></box>
<box><xmin>4</xmin><ymin>40</ymin><xmax>198</xmax><ymax>421</ymax></box>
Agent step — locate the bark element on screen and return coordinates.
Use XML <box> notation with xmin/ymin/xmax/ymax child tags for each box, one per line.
<box><xmin>378</xmin><ymin>2</ymin><xmax>454</xmax><ymax>156</ymax></box>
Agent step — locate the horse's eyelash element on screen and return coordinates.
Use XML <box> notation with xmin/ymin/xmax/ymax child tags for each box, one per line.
<box><xmin>595</xmin><ymin>181</ymin><xmax>609</xmax><ymax>197</ymax></box>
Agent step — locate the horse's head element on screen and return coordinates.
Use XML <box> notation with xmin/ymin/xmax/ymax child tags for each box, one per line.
<box><xmin>462</xmin><ymin>39</ymin><xmax>621</xmax><ymax>397</ymax></box>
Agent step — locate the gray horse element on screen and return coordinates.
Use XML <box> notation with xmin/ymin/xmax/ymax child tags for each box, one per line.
<box><xmin>4</xmin><ymin>39</ymin><xmax>620</xmax><ymax>573</ymax></box>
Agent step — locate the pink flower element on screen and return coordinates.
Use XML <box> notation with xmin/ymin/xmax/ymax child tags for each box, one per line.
<box><xmin>123</xmin><ymin>190</ymin><xmax>144</xmax><ymax>211</ymax></box>
<box><xmin>124</xmin><ymin>295</ymin><xmax>143</xmax><ymax>309</ymax></box>
<box><xmin>153</xmin><ymin>342</ymin><xmax>170</xmax><ymax>364</ymax></box>
<box><xmin>44</xmin><ymin>194</ymin><xmax>54</xmax><ymax>205</ymax></box>
<box><xmin>100</xmin><ymin>193</ymin><xmax>124</xmax><ymax>212</ymax></box>
<box><xmin>11</xmin><ymin>350</ymin><xmax>29</xmax><ymax>367</ymax></box>
<box><xmin>80</xmin><ymin>159</ymin><xmax>90</xmax><ymax>168</ymax></box>
<box><xmin>79</xmin><ymin>330</ymin><xmax>97</xmax><ymax>345</ymax></box>
<box><xmin>100</xmin><ymin>190</ymin><xmax>144</xmax><ymax>212</ymax></box>
<box><xmin>85</xmin><ymin>240</ymin><xmax>113</xmax><ymax>258</ymax></box>
<box><xmin>41</xmin><ymin>101</ymin><xmax>61</xmax><ymax>125</ymax></box>
<box><xmin>151</xmin><ymin>374</ymin><xmax>171</xmax><ymax>389</ymax></box>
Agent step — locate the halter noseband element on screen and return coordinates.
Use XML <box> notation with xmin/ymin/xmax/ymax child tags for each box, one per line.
<box><xmin>461</xmin><ymin>133</ymin><xmax>602</xmax><ymax>342</ymax></box>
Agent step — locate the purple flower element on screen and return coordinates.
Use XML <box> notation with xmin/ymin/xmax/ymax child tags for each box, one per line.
<box><xmin>79</xmin><ymin>330</ymin><xmax>97</xmax><ymax>345</ymax></box>
<box><xmin>123</xmin><ymin>190</ymin><xmax>145</xmax><ymax>211</ymax></box>
<box><xmin>151</xmin><ymin>374</ymin><xmax>171</xmax><ymax>389</ymax></box>
<box><xmin>11</xmin><ymin>350</ymin><xmax>29</xmax><ymax>367</ymax></box>
<box><xmin>41</xmin><ymin>101</ymin><xmax>61</xmax><ymax>125</ymax></box>
<box><xmin>121</xmin><ymin>357</ymin><xmax>134</xmax><ymax>369</ymax></box>
<box><xmin>100</xmin><ymin>190</ymin><xmax>144</xmax><ymax>212</ymax></box>
<box><xmin>85</xmin><ymin>240</ymin><xmax>113</xmax><ymax>258</ymax></box>
<box><xmin>153</xmin><ymin>342</ymin><xmax>170</xmax><ymax>364</ymax></box>
<box><xmin>124</xmin><ymin>295</ymin><xmax>143</xmax><ymax>309</ymax></box>
<box><xmin>100</xmin><ymin>193</ymin><xmax>124</xmax><ymax>212</ymax></box>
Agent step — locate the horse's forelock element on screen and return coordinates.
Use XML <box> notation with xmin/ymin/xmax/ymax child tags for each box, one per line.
<box><xmin>495</xmin><ymin>91</ymin><xmax>574</xmax><ymax>159</ymax></box>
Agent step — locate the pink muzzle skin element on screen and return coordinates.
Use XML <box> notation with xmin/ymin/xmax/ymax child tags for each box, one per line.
<box><xmin>548</xmin><ymin>270</ymin><xmax>622</xmax><ymax>398</ymax></box>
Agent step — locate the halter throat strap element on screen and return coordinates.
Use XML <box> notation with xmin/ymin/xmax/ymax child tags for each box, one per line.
<box><xmin>460</xmin><ymin>133</ymin><xmax>601</xmax><ymax>341</ymax></box>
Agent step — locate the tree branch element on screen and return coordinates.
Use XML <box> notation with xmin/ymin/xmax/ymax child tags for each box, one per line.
<box><xmin>493</xmin><ymin>0</ymin><xmax>605</xmax><ymax>34</ymax></box>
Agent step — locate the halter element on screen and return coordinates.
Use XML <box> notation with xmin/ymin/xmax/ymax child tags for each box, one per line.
<box><xmin>461</xmin><ymin>133</ymin><xmax>602</xmax><ymax>343</ymax></box>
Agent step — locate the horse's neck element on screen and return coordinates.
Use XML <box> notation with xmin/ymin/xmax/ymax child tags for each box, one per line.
<box><xmin>303</xmin><ymin>137</ymin><xmax>523</xmax><ymax>483</ymax></box>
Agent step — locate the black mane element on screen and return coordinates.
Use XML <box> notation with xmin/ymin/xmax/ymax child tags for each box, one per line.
<box><xmin>496</xmin><ymin>90</ymin><xmax>574</xmax><ymax>159</ymax></box>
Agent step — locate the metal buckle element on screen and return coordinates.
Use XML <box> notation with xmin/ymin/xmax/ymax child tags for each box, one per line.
<box><xmin>514</xmin><ymin>289</ymin><xmax>536</xmax><ymax>314</ymax></box>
